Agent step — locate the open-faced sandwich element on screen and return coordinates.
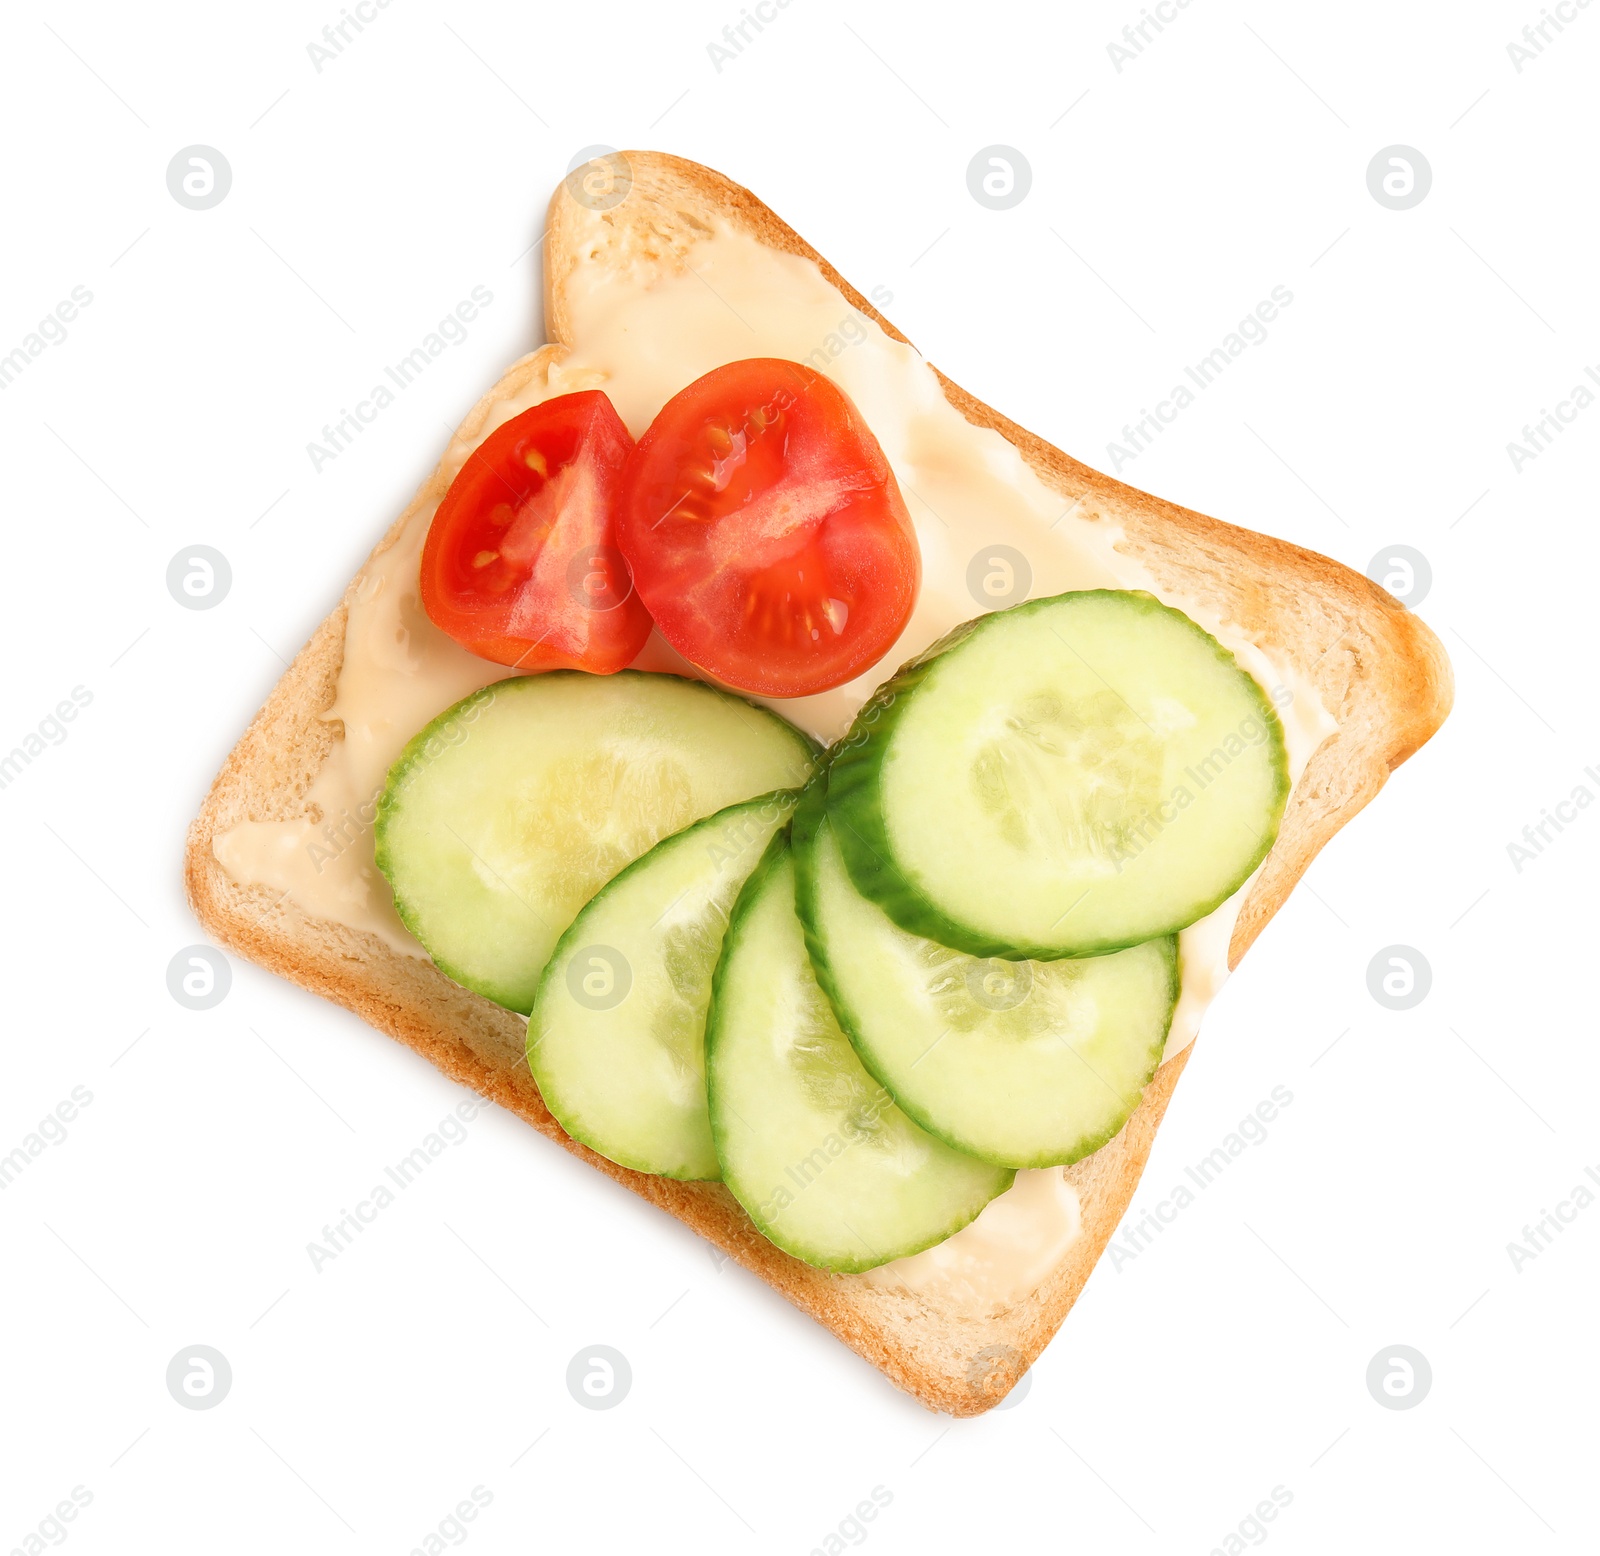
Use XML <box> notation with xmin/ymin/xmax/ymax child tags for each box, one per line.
<box><xmin>187</xmin><ymin>151</ymin><xmax>1451</xmax><ymax>1415</ymax></box>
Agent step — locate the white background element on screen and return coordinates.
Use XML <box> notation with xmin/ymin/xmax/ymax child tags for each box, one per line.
<box><xmin>2</xmin><ymin>1</ymin><xmax>1596</xmax><ymax>1551</ymax></box>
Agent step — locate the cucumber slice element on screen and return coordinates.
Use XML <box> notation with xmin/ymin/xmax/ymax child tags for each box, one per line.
<box><xmin>828</xmin><ymin>590</ymin><xmax>1289</xmax><ymax>959</ymax></box>
<box><xmin>528</xmin><ymin>791</ymin><xmax>797</xmax><ymax>1180</ymax></box>
<box><xmin>795</xmin><ymin>783</ymin><xmax>1178</xmax><ymax>1168</ymax></box>
<box><xmin>375</xmin><ymin>671</ymin><xmax>815</xmax><ymax>1013</ymax></box>
<box><xmin>707</xmin><ymin>834</ymin><xmax>1012</xmax><ymax>1272</ymax></box>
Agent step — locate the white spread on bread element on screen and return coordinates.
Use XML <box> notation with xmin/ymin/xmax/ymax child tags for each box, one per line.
<box><xmin>214</xmin><ymin>218</ymin><xmax>1335</xmax><ymax>1314</ymax></box>
<box><xmin>862</xmin><ymin>1166</ymin><xmax>1082</xmax><ymax>1311</ymax></box>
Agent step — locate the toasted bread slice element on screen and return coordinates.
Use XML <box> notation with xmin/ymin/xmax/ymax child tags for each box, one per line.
<box><xmin>185</xmin><ymin>151</ymin><xmax>1451</xmax><ymax>1416</ymax></box>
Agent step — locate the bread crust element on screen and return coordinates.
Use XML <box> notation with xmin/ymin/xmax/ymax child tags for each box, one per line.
<box><xmin>185</xmin><ymin>152</ymin><xmax>1451</xmax><ymax>1416</ymax></box>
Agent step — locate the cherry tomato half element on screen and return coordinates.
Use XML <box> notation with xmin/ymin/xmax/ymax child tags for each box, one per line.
<box><xmin>617</xmin><ymin>359</ymin><xmax>921</xmax><ymax>698</ymax></box>
<box><xmin>421</xmin><ymin>390</ymin><xmax>652</xmax><ymax>672</ymax></box>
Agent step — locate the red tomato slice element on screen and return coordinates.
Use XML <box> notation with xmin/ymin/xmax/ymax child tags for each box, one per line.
<box><xmin>421</xmin><ymin>390</ymin><xmax>652</xmax><ymax>672</ymax></box>
<box><xmin>617</xmin><ymin>359</ymin><xmax>920</xmax><ymax>698</ymax></box>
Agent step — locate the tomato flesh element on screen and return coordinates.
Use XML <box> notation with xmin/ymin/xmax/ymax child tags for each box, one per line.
<box><xmin>617</xmin><ymin>359</ymin><xmax>920</xmax><ymax>698</ymax></box>
<box><xmin>421</xmin><ymin>391</ymin><xmax>651</xmax><ymax>672</ymax></box>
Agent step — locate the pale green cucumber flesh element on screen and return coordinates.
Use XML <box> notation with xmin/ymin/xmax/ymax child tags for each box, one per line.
<box><xmin>528</xmin><ymin>791</ymin><xmax>797</xmax><ymax>1180</ymax></box>
<box><xmin>706</xmin><ymin>835</ymin><xmax>1012</xmax><ymax>1272</ymax></box>
<box><xmin>374</xmin><ymin>670</ymin><xmax>815</xmax><ymax>1013</ymax></box>
<box><xmin>796</xmin><ymin>791</ymin><xmax>1178</xmax><ymax>1168</ymax></box>
<box><xmin>827</xmin><ymin>590</ymin><xmax>1290</xmax><ymax>959</ymax></box>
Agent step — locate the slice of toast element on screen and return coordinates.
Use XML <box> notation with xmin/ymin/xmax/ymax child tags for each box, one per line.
<box><xmin>185</xmin><ymin>151</ymin><xmax>1451</xmax><ymax>1416</ymax></box>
